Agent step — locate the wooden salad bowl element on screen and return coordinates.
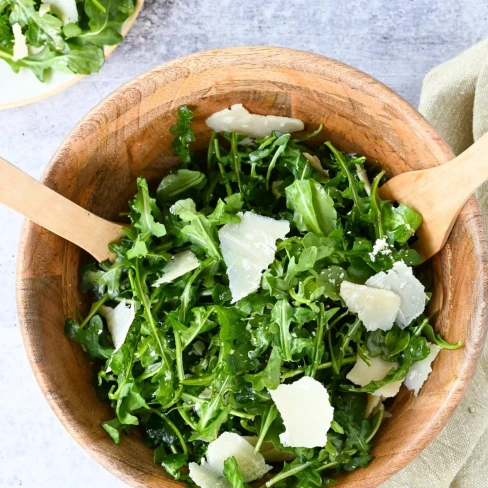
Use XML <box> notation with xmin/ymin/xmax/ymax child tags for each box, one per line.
<box><xmin>16</xmin><ymin>47</ymin><xmax>488</xmax><ymax>487</ymax></box>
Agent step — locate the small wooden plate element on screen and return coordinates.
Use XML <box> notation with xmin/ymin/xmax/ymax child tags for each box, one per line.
<box><xmin>0</xmin><ymin>0</ymin><xmax>144</xmax><ymax>110</ymax></box>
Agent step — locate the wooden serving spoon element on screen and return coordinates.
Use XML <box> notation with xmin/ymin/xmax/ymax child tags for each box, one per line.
<box><xmin>380</xmin><ymin>131</ymin><xmax>488</xmax><ymax>261</ymax></box>
<box><xmin>0</xmin><ymin>157</ymin><xmax>125</xmax><ymax>262</ymax></box>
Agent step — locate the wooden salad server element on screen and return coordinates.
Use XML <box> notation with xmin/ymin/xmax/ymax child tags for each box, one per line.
<box><xmin>380</xmin><ymin>131</ymin><xmax>488</xmax><ymax>261</ymax></box>
<box><xmin>0</xmin><ymin>157</ymin><xmax>125</xmax><ymax>262</ymax></box>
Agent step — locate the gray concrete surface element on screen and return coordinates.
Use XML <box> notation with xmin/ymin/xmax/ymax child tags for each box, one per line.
<box><xmin>0</xmin><ymin>0</ymin><xmax>487</xmax><ymax>486</ymax></box>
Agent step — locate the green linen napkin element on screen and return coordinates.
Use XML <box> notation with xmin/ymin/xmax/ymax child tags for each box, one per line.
<box><xmin>381</xmin><ymin>39</ymin><xmax>488</xmax><ymax>488</ymax></box>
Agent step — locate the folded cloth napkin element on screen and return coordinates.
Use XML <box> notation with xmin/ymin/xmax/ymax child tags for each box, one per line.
<box><xmin>381</xmin><ymin>39</ymin><xmax>488</xmax><ymax>488</ymax></box>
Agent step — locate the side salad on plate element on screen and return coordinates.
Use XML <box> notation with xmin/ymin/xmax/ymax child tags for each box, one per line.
<box><xmin>66</xmin><ymin>104</ymin><xmax>461</xmax><ymax>487</ymax></box>
<box><xmin>0</xmin><ymin>0</ymin><xmax>135</xmax><ymax>81</ymax></box>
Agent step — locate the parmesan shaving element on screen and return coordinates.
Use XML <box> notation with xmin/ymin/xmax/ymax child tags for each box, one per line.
<box><xmin>339</xmin><ymin>281</ymin><xmax>401</xmax><ymax>331</ymax></box>
<box><xmin>99</xmin><ymin>300</ymin><xmax>135</xmax><ymax>351</ymax></box>
<box><xmin>366</xmin><ymin>261</ymin><xmax>427</xmax><ymax>328</ymax></box>
<box><xmin>347</xmin><ymin>356</ymin><xmax>403</xmax><ymax>398</ymax></box>
<box><xmin>152</xmin><ymin>250</ymin><xmax>199</xmax><ymax>287</ymax></box>
<box><xmin>206</xmin><ymin>104</ymin><xmax>304</xmax><ymax>138</ymax></box>
<box><xmin>269</xmin><ymin>376</ymin><xmax>334</xmax><ymax>448</ymax></box>
<box><xmin>404</xmin><ymin>343</ymin><xmax>441</xmax><ymax>395</ymax></box>
<box><xmin>188</xmin><ymin>432</ymin><xmax>271</xmax><ymax>487</ymax></box>
<box><xmin>12</xmin><ymin>24</ymin><xmax>28</xmax><ymax>61</ymax></box>
<box><xmin>219</xmin><ymin>212</ymin><xmax>289</xmax><ymax>302</ymax></box>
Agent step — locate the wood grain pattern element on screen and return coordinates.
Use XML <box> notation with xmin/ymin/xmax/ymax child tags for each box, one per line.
<box><xmin>15</xmin><ymin>47</ymin><xmax>488</xmax><ymax>488</ymax></box>
<box><xmin>380</xmin><ymin>130</ymin><xmax>488</xmax><ymax>261</ymax></box>
<box><xmin>0</xmin><ymin>157</ymin><xmax>124</xmax><ymax>262</ymax></box>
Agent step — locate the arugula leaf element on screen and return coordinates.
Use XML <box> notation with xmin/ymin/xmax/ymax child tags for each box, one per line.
<box><xmin>271</xmin><ymin>299</ymin><xmax>294</xmax><ymax>362</ymax></box>
<box><xmin>10</xmin><ymin>0</ymin><xmax>64</xmax><ymax>50</ymax></box>
<box><xmin>81</xmin><ymin>261</ymin><xmax>124</xmax><ymax>299</ymax></box>
<box><xmin>74</xmin><ymin>0</ymin><xmax>133</xmax><ymax>46</ymax></box>
<box><xmin>130</xmin><ymin>177</ymin><xmax>166</xmax><ymax>238</ymax></box>
<box><xmin>65</xmin><ymin>316</ymin><xmax>114</xmax><ymax>360</ymax></box>
<box><xmin>157</xmin><ymin>170</ymin><xmax>207</xmax><ymax>202</ymax></box>
<box><xmin>223</xmin><ymin>456</ymin><xmax>248</xmax><ymax>488</ymax></box>
<box><xmin>286</xmin><ymin>179</ymin><xmax>337</xmax><ymax>236</ymax></box>
<box><xmin>170</xmin><ymin>105</ymin><xmax>196</xmax><ymax>163</ymax></box>
<box><xmin>102</xmin><ymin>418</ymin><xmax>125</xmax><ymax>444</ymax></box>
<box><xmin>245</xmin><ymin>347</ymin><xmax>282</xmax><ymax>391</ymax></box>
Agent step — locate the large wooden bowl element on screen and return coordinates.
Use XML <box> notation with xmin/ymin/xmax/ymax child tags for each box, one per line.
<box><xmin>16</xmin><ymin>47</ymin><xmax>488</xmax><ymax>487</ymax></box>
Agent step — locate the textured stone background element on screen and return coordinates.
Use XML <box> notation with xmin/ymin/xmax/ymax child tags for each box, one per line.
<box><xmin>0</xmin><ymin>0</ymin><xmax>487</xmax><ymax>486</ymax></box>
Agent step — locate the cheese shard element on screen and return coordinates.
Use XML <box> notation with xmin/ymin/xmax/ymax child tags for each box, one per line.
<box><xmin>99</xmin><ymin>300</ymin><xmax>135</xmax><ymax>350</ymax></box>
<box><xmin>346</xmin><ymin>356</ymin><xmax>402</xmax><ymax>398</ymax></box>
<box><xmin>152</xmin><ymin>250</ymin><xmax>199</xmax><ymax>287</ymax></box>
<box><xmin>219</xmin><ymin>212</ymin><xmax>290</xmax><ymax>302</ymax></box>
<box><xmin>404</xmin><ymin>343</ymin><xmax>441</xmax><ymax>396</ymax></box>
<box><xmin>268</xmin><ymin>376</ymin><xmax>334</xmax><ymax>448</ymax></box>
<box><xmin>366</xmin><ymin>261</ymin><xmax>427</xmax><ymax>328</ymax></box>
<box><xmin>189</xmin><ymin>433</ymin><xmax>272</xmax><ymax>488</ymax></box>
<box><xmin>364</xmin><ymin>394</ymin><xmax>382</xmax><ymax>418</ymax></box>
<box><xmin>339</xmin><ymin>281</ymin><xmax>401</xmax><ymax>331</ymax></box>
<box><xmin>39</xmin><ymin>3</ymin><xmax>51</xmax><ymax>16</ymax></box>
<box><xmin>188</xmin><ymin>463</ymin><xmax>231</xmax><ymax>488</ymax></box>
<box><xmin>44</xmin><ymin>0</ymin><xmax>79</xmax><ymax>24</ymax></box>
<box><xmin>207</xmin><ymin>432</ymin><xmax>272</xmax><ymax>482</ymax></box>
<box><xmin>206</xmin><ymin>104</ymin><xmax>304</xmax><ymax>138</ymax></box>
<box><xmin>12</xmin><ymin>24</ymin><xmax>28</xmax><ymax>61</ymax></box>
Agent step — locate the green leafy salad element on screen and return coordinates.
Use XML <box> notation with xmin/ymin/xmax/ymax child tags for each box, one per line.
<box><xmin>0</xmin><ymin>0</ymin><xmax>135</xmax><ymax>81</ymax></box>
<box><xmin>66</xmin><ymin>104</ymin><xmax>461</xmax><ymax>487</ymax></box>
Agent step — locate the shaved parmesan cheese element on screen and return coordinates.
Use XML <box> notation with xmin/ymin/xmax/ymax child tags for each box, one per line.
<box><xmin>369</xmin><ymin>237</ymin><xmax>391</xmax><ymax>262</ymax></box>
<box><xmin>346</xmin><ymin>356</ymin><xmax>402</xmax><ymax>398</ymax></box>
<box><xmin>366</xmin><ymin>261</ymin><xmax>427</xmax><ymax>328</ymax></box>
<box><xmin>269</xmin><ymin>376</ymin><xmax>334</xmax><ymax>448</ymax></box>
<box><xmin>188</xmin><ymin>463</ymin><xmax>230</xmax><ymax>488</ymax></box>
<box><xmin>219</xmin><ymin>212</ymin><xmax>289</xmax><ymax>302</ymax></box>
<box><xmin>12</xmin><ymin>24</ymin><xmax>28</xmax><ymax>61</ymax></box>
<box><xmin>339</xmin><ymin>281</ymin><xmax>401</xmax><ymax>331</ymax></box>
<box><xmin>364</xmin><ymin>394</ymin><xmax>382</xmax><ymax>418</ymax></box>
<box><xmin>193</xmin><ymin>340</ymin><xmax>205</xmax><ymax>356</ymax></box>
<box><xmin>39</xmin><ymin>3</ymin><xmax>51</xmax><ymax>16</ymax></box>
<box><xmin>44</xmin><ymin>0</ymin><xmax>79</xmax><ymax>24</ymax></box>
<box><xmin>152</xmin><ymin>251</ymin><xmax>199</xmax><ymax>287</ymax></box>
<box><xmin>206</xmin><ymin>104</ymin><xmax>304</xmax><ymax>138</ymax></box>
<box><xmin>189</xmin><ymin>433</ymin><xmax>271</xmax><ymax>488</ymax></box>
<box><xmin>99</xmin><ymin>300</ymin><xmax>135</xmax><ymax>350</ymax></box>
<box><xmin>355</xmin><ymin>164</ymin><xmax>371</xmax><ymax>195</ymax></box>
<box><xmin>404</xmin><ymin>343</ymin><xmax>441</xmax><ymax>396</ymax></box>
<box><xmin>243</xmin><ymin>437</ymin><xmax>296</xmax><ymax>462</ymax></box>
<box><xmin>303</xmin><ymin>152</ymin><xmax>329</xmax><ymax>177</ymax></box>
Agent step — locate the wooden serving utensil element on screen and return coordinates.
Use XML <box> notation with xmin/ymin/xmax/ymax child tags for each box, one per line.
<box><xmin>380</xmin><ymin>131</ymin><xmax>488</xmax><ymax>261</ymax></box>
<box><xmin>0</xmin><ymin>157</ymin><xmax>124</xmax><ymax>262</ymax></box>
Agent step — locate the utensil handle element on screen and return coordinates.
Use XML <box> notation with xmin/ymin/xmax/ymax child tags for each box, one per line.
<box><xmin>0</xmin><ymin>157</ymin><xmax>122</xmax><ymax>262</ymax></box>
<box><xmin>440</xmin><ymin>131</ymin><xmax>488</xmax><ymax>203</ymax></box>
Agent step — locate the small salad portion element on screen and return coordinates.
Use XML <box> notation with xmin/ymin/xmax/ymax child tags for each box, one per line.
<box><xmin>0</xmin><ymin>0</ymin><xmax>135</xmax><ymax>81</ymax></box>
<box><xmin>66</xmin><ymin>104</ymin><xmax>461</xmax><ymax>487</ymax></box>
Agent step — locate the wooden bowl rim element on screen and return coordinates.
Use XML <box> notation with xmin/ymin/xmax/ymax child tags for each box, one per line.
<box><xmin>15</xmin><ymin>46</ymin><xmax>488</xmax><ymax>486</ymax></box>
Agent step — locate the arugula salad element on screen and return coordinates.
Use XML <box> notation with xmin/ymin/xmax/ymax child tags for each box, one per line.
<box><xmin>66</xmin><ymin>104</ymin><xmax>461</xmax><ymax>487</ymax></box>
<box><xmin>0</xmin><ymin>0</ymin><xmax>135</xmax><ymax>81</ymax></box>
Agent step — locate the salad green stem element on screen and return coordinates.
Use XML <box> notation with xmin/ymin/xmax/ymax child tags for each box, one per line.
<box><xmin>254</xmin><ymin>405</ymin><xmax>277</xmax><ymax>454</ymax></box>
<box><xmin>181</xmin><ymin>392</ymin><xmax>255</xmax><ymax>420</ymax></box>
<box><xmin>265</xmin><ymin>461</ymin><xmax>314</xmax><ymax>487</ymax></box>
<box><xmin>177</xmin><ymin>403</ymin><xmax>198</xmax><ymax>430</ymax></box>
<box><xmin>80</xmin><ymin>294</ymin><xmax>109</xmax><ymax>329</ymax></box>
<box><xmin>280</xmin><ymin>356</ymin><xmax>357</xmax><ymax>380</ymax></box>
<box><xmin>230</xmin><ymin>132</ymin><xmax>242</xmax><ymax>193</ymax></box>
<box><xmin>150</xmin><ymin>408</ymin><xmax>188</xmax><ymax>454</ymax></box>
<box><xmin>213</xmin><ymin>137</ymin><xmax>232</xmax><ymax>197</ymax></box>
